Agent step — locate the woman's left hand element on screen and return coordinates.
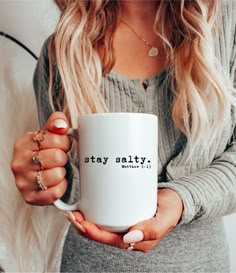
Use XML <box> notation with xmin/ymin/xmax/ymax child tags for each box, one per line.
<box><xmin>65</xmin><ymin>188</ymin><xmax>183</xmax><ymax>252</ymax></box>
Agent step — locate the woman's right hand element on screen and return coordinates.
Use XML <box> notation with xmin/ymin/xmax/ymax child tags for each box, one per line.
<box><xmin>11</xmin><ymin>112</ymin><xmax>71</xmax><ymax>206</ymax></box>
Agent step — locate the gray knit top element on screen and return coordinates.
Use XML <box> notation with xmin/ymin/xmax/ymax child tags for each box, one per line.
<box><xmin>33</xmin><ymin>1</ymin><xmax>236</xmax><ymax>272</ymax></box>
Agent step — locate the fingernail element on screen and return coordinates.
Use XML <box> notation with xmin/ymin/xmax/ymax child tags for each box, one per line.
<box><xmin>74</xmin><ymin>222</ymin><xmax>86</xmax><ymax>233</ymax></box>
<box><xmin>65</xmin><ymin>211</ymin><xmax>76</xmax><ymax>223</ymax></box>
<box><xmin>123</xmin><ymin>230</ymin><xmax>144</xmax><ymax>244</ymax></box>
<box><xmin>54</xmin><ymin>119</ymin><xmax>67</xmax><ymax>129</ymax></box>
<box><xmin>65</xmin><ymin>211</ymin><xmax>86</xmax><ymax>233</ymax></box>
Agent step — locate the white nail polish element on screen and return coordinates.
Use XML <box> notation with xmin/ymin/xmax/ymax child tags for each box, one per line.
<box><xmin>65</xmin><ymin>211</ymin><xmax>76</xmax><ymax>223</ymax></box>
<box><xmin>54</xmin><ymin>119</ymin><xmax>67</xmax><ymax>129</ymax></box>
<box><xmin>123</xmin><ymin>230</ymin><xmax>144</xmax><ymax>244</ymax></box>
<box><xmin>65</xmin><ymin>212</ymin><xmax>86</xmax><ymax>233</ymax></box>
<box><xmin>74</xmin><ymin>222</ymin><xmax>86</xmax><ymax>233</ymax></box>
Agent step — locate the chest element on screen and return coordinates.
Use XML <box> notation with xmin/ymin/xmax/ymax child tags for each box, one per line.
<box><xmin>112</xmin><ymin>27</ymin><xmax>168</xmax><ymax>83</ymax></box>
<box><xmin>101</xmin><ymin>73</ymin><xmax>234</xmax><ymax>180</ymax></box>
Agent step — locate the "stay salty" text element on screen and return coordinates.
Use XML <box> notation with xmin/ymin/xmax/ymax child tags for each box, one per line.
<box><xmin>84</xmin><ymin>155</ymin><xmax>151</xmax><ymax>165</ymax></box>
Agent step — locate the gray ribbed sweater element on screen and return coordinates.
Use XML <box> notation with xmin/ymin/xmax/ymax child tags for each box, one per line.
<box><xmin>33</xmin><ymin>1</ymin><xmax>236</xmax><ymax>272</ymax></box>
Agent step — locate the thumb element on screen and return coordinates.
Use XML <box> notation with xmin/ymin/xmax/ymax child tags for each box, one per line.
<box><xmin>123</xmin><ymin>217</ymin><xmax>159</xmax><ymax>244</ymax></box>
<box><xmin>43</xmin><ymin>111</ymin><xmax>69</xmax><ymax>135</ymax></box>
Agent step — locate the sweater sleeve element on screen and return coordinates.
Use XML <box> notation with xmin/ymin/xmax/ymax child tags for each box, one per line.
<box><xmin>158</xmin><ymin>135</ymin><xmax>236</xmax><ymax>224</ymax></box>
<box><xmin>158</xmin><ymin>2</ymin><xmax>236</xmax><ymax>225</ymax></box>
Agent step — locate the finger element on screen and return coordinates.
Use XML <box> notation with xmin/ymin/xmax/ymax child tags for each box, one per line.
<box><xmin>11</xmin><ymin>121</ymin><xmax>71</xmax><ymax>174</ymax></box>
<box><xmin>26</xmin><ymin>130</ymin><xmax>71</xmax><ymax>152</ymax></box>
<box><xmin>31</xmin><ymin>149</ymin><xmax>68</xmax><ymax>170</ymax></box>
<box><xmin>64</xmin><ymin>212</ymin><xmax>125</xmax><ymax>247</ymax></box>
<box><xmin>126</xmin><ymin>211</ymin><xmax>173</xmax><ymax>243</ymax></box>
<box><xmin>21</xmin><ymin>179</ymin><xmax>68</xmax><ymax>205</ymax></box>
<box><xmin>34</xmin><ymin>167</ymin><xmax>66</xmax><ymax>190</ymax></box>
<box><xmin>131</xmin><ymin>240</ymin><xmax>159</xmax><ymax>253</ymax></box>
<box><xmin>122</xmin><ymin>218</ymin><xmax>161</xmax><ymax>253</ymax></box>
<box><xmin>36</xmin><ymin>167</ymin><xmax>66</xmax><ymax>189</ymax></box>
<box><xmin>65</xmin><ymin>212</ymin><xmax>131</xmax><ymax>250</ymax></box>
<box><xmin>65</xmin><ymin>211</ymin><xmax>88</xmax><ymax>237</ymax></box>
<box><xmin>11</xmin><ymin>142</ymin><xmax>33</xmax><ymax>175</ymax></box>
<box><xmin>74</xmin><ymin>220</ymin><xmax>126</xmax><ymax>248</ymax></box>
<box><xmin>123</xmin><ymin>217</ymin><xmax>158</xmax><ymax>246</ymax></box>
<box><xmin>16</xmin><ymin>167</ymin><xmax>66</xmax><ymax>191</ymax></box>
<box><xmin>43</xmin><ymin>111</ymin><xmax>69</xmax><ymax>135</ymax></box>
<box><xmin>73</xmin><ymin>211</ymin><xmax>85</xmax><ymax>222</ymax></box>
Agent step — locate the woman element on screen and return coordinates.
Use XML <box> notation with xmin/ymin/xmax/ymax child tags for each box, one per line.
<box><xmin>11</xmin><ymin>0</ymin><xmax>236</xmax><ymax>272</ymax></box>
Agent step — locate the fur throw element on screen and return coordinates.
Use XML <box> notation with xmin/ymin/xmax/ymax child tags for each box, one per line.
<box><xmin>0</xmin><ymin>36</ymin><xmax>69</xmax><ymax>272</ymax></box>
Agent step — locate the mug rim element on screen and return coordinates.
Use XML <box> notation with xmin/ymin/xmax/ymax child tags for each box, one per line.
<box><xmin>79</xmin><ymin>112</ymin><xmax>158</xmax><ymax>119</ymax></box>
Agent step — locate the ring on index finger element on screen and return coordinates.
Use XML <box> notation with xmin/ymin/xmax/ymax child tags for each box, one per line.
<box><xmin>33</xmin><ymin>130</ymin><xmax>46</xmax><ymax>150</ymax></box>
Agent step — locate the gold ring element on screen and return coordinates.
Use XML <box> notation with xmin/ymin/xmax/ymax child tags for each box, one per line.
<box><xmin>36</xmin><ymin>169</ymin><xmax>47</xmax><ymax>190</ymax></box>
<box><xmin>127</xmin><ymin>243</ymin><xmax>135</xmax><ymax>251</ymax></box>
<box><xmin>33</xmin><ymin>130</ymin><xmax>46</xmax><ymax>150</ymax></box>
<box><xmin>32</xmin><ymin>152</ymin><xmax>41</xmax><ymax>164</ymax></box>
<box><xmin>32</xmin><ymin>152</ymin><xmax>44</xmax><ymax>169</ymax></box>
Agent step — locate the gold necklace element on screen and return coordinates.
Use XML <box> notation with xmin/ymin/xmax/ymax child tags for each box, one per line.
<box><xmin>120</xmin><ymin>20</ymin><xmax>159</xmax><ymax>57</ymax></box>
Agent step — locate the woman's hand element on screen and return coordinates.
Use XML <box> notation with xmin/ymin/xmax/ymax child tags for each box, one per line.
<box><xmin>11</xmin><ymin>112</ymin><xmax>71</xmax><ymax>205</ymax></box>
<box><xmin>66</xmin><ymin>188</ymin><xmax>183</xmax><ymax>252</ymax></box>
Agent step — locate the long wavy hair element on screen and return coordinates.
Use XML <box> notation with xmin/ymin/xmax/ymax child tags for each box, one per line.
<box><xmin>49</xmin><ymin>0</ymin><xmax>235</xmax><ymax>153</ymax></box>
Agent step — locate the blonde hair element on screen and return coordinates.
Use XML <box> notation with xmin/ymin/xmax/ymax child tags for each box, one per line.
<box><xmin>50</xmin><ymin>0</ymin><xmax>235</xmax><ymax>152</ymax></box>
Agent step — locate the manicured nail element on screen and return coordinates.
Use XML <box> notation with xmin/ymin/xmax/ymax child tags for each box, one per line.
<box><xmin>64</xmin><ymin>211</ymin><xmax>86</xmax><ymax>233</ymax></box>
<box><xmin>73</xmin><ymin>222</ymin><xmax>86</xmax><ymax>233</ymax></box>
<box><xmin>65</xmin><ymin>211</ymin><xmax>76</xmax><ymax>223</ymax></box>
<box><xmin>123</xmin><ymin>230</ymin><xmax>144</xmax><ymax>244</ymax></box>
<box><xmin>54</xmin><ymin>119</ymin><xmax>67</xmax><ymax>129</ymax></box>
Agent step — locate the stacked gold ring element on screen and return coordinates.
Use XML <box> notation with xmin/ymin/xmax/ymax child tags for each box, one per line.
<box><xmin>32</xmin><ymin>130</ymin><xmax>47</xmax><ymax>190</ymax></box>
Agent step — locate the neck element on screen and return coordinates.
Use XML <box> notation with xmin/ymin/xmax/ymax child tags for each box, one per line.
<box><xmin>120</xmin><ymin>0</ymin><xmax>159</xmax><ymax>26</ymax></box>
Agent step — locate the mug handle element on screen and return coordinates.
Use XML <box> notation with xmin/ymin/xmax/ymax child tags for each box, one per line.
<box><xmin>53</xmin><ymin>128</ymin><xmax>79</xmax><ymax>211</ymax></box>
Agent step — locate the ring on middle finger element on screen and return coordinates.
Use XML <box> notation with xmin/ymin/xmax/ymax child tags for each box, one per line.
<box><xmin>32</xmin><ymin>152</ymin><xmax>44</xmax><ymax>169</ymax></box>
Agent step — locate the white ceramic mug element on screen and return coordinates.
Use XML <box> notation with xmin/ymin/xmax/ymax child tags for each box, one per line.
<box><xmin>54</xmin><ymin>113</ymin><xmax>158</xmax><ymax>232</ymax></box>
